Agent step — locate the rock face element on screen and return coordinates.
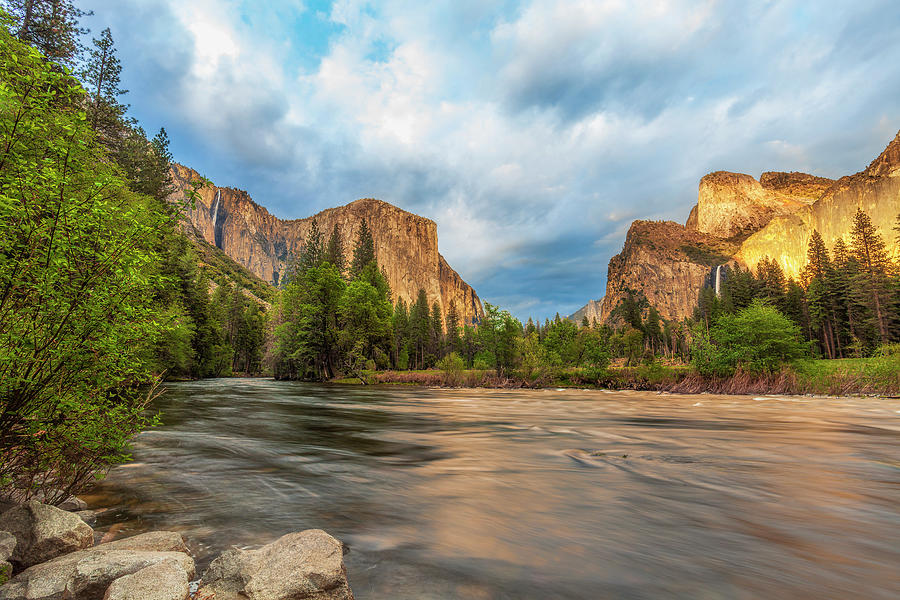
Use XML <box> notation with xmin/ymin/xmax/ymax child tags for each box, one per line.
<box><xmin>738</xmin><ymin>131</ymin><xmax>900</xmax><ymax>279</ymax></box>
<box><xmin>0</xmin><ymin>500</ymin><xmax>94</xmax><ymax>569</ymax></box>
<box><xmin>197</xmin><ymin>529</ymin><xmax>353</xmax><ymax>600</ymax></box>
<box><xmin>686</xmin><ymin>171</ymin><xmax>832</xmax><ymax>238</ymax></box>
<box><xmin>581</xmin><ymin>129</ymin><xmax>900</xmax><ymax>323</ymax></box>
<box><xmin>580</xmin><ymin>220</ymin><xmax>737</xmax><ymax>322</ymax></box>
<box><xmin>169</xmin><ymin>164</ymin><xmax>483</xmax><ymax>325</ymax></box>
<box><xmin>0</xmin><ymin>532</ymin><xmax>195</xmax><ymax>600</ymax></box>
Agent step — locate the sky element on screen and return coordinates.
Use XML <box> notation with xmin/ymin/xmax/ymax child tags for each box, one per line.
<box><xmin>82</xmin><ymin>0</ymin><xmax>900</xmax><ymax>320</ymax></box>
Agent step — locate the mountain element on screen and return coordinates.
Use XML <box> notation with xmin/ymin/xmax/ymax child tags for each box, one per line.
<box><xmin>572</xmin><ymin>129</ymin><xmax>900</xmax><ymax>323</ymax></box>
<box><xmin>168</xmin><ymin>164</ymin><xmax>484</xmax><ymax>325</ymax></box>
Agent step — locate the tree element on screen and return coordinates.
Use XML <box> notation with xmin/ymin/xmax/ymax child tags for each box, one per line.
<box><xmin>324</xmin><ymin>223</ymin><xmax>345</xmax><ymax>273</ymax></box>
<box><xmin>273</xmin><ymin>263</ymin><xmax>345</xmax><ymax>380</ymax></box>
<box><xmin>479</xmin><ymin>303</ymin><xmax>521</xmax><ymax>376</ymax></box>
<box><xmin>802</xmin><ymin>231</ymin><xmax>840</xmax><ymax>358</ymax></box>
<box><xmin>5</xmin><ymin>0</ymin><xmax>90</xmax><ymax>66</ymax></box>
<box><xmin>430</xmin><ymin>301</ymin><xmax>443</xmax><ymax>359</ymax></box>
<box><xmin>848</xmin><ymin>208</ymin><xmax>895</xmax><ymax>344</ymax></box>
<box><xmin>299</xmin><ymin>220</ymin><xmax>324</xmax><ymax>273</ymax></box>
<box><xmin>644</xmin><ymin>307</ymin><xmax>662</xmax><ymax>354</ymax></box>
<box><xmin>0</xmin><ymin>25</ymin><xmax>166</xmax><ymax>502</ymax></box>
<box><xmin>445</xmin><ymin>301</ymin><xmax>460</xmax><ymax>355</ymax></box>
<box><xmin>350</xmin><ymin>219</ymin><xmax>375</xmax><ymax>277</ymax></box>
<box><xmin>81</xmin><ymin>27</ymin><xmax>128</xmax><ymax>132</ymax></box>
<box><xmin>392</xmin><ymin>298</ymin><xmax>409</xmax><ymax>368</ymax></box>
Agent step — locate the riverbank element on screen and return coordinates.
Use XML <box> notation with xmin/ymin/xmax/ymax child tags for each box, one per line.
<box><xmin>0</xmin><ymin>497</ymin><xmax>354</xmax><ymax>598</ymax></box>
<box><xmin>331</xmin><ymin>356</ymin><xmax>900</xmax><ymax>397</ymax></box>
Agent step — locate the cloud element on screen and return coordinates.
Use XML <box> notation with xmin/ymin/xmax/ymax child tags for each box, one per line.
<box><xmin>82</xmin><ymin>0</ymin><xmax>900</xmax><ymax>320</ymax></box>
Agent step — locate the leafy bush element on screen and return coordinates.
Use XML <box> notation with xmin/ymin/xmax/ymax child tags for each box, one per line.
<box><xmin>692</xmin><ymin>301</ymin><xmax>809</xmax><ymax>376</ymax></box>
<box><xmin>0</xmin><ymin>24</ymin><xmax>165</xmax><ymax>502</ymax></box>
<box><xmin>437</xmin><ymin>352</ymin><xmax>465</xmax><ymax>385</ymax></box>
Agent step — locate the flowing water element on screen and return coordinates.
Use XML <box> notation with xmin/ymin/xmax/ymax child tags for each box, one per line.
<box><xmin>83</xmin><ymin>380</ymin><xmax>900</xmax><ymax>599</ymax></box>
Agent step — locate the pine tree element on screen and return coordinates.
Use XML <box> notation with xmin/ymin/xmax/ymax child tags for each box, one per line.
<box><xmin>848</xmin><ymin>208</ymin><xmax>894</xmax><ymax>344</ymax></box>
<box><xmin>430</xmin><ymin>302</ymin><xmax>444</xmax><ymax>359</ymax></box>
<box><xmin>644</xmin><ymin>306</ymin><xmax>662</xmax><ymax>354</ymax></box>
<box><xmin>392</xmin><ymin>298</ymin><xmax>409</xmax><ymax>368</ymax></box>
<box><xmin>802</xmin><ymin>231</ymin><xmax>839</xmax><ymax>358</ymax></box>
<box><xmin>410</xmin><ymin>289</ymin><xmax>429</xmax><ymax>369</ymax></box>
<box><xmin>299</xmin><ymin>220</ymin><xmax>323</xmax><ymax>272</ymax></box>
<box><xmin>324</xmin><ymin>224</ymin><xmax>345</xmax><ymax>273</ymax></box>
<box><xmin>7</xmin><ymin>0</ymin><xmax>90</xmax><ymax>66</ymax></box>
<box><xmin>350</xmin><ymin>219</ymin><xmax>375</xmax><ymax>277</ymax></box>
<box><xmin>82</xmin><ymin>27</ymin><xmax>128</xmax><ymax>132</ymax></box>
<box><xmin>446</xmin><ymin>301</ymin><xmax>461</xmax><ymax>354</ymax></box>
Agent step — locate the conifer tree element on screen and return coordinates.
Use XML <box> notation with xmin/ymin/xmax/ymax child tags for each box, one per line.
<box><xmin>299</xmin><ymin>220</ymin><xmax>323</xmax><ymax>272</ymax></box>
<box><xmin>350</xmin><ymin>219</ymin><xmax>376</xmax><ymax>277</ymax></box>
<box><xmin>430</xmin><ymin>302</ymin><xmax>443</xmax><ymax>359</ymax></box>
<box><xmin>324</xmin><ymin>224</ymin><xmax>345</xmax><ymax>273</ymax></box>
<box><xmin>7</xmin><ymin>0</ymin><xmax>90</xmax><ymax>66</ymax></box>
<box><xmin>644</xmin><ymin>307</ymin><xmax>662</xmax><ymax>354</ymax></box>
<box><xmin>82</xmin><ymin>27</ymin><xmax>128</xmax><ymax>132</ymax></box>
<box><xmin>848</xmin><ymin>208</ymin><xmax>894</xmax><ymax>343</ymax></box>
<box><xmin>446</xmin><ymin>301</ymin><xmax>461</xmax><ymax>354</ymax></box>
<box><xmin>392</xmin><ymin>298</ymin><xmax>409</xmax><ymax>368</ymax></box>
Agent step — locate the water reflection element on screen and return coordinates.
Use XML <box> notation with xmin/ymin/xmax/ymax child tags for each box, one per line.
<box><xmin>82</xmin><ymin>380</ymin><xmax>900</xmax><ymax>599</ymax></box>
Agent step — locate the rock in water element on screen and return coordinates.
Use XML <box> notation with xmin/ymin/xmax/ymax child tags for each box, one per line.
<box><xmin>198</xmin><ymin>529</ymin><xmax>353</xmax><ymax>600</ymax></box>
<box><xmin>101</xmin><ymin>560</ymin><xmax>190</xmax><ymax>600</ymax></box>
<box><xmin>0</xmin><ymin>532</ymin><xmax>194</xmax><ymax>600</ymax></box>
<box><xmin>0</xmin><ymin>501</ymin><xmax>93</xmax><ymax>569</ymax></box>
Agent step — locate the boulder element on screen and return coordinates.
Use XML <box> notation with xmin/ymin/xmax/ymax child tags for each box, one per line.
<box><xmin>198</xmin><ymin>529</ymin><xmax>353</xmax><ymax>600</ymax></box>
<box><xmin>0</xmin><ymin>532</ymin><xmax>194</xmax><ymax>600</ymax></box>
<box><xmin>0</xmin><ymin>531</ymin><xmax>14</xmax><ymax>582</ymax></box>
<box><xmin>102</xmin><ymin>561</ymin><xmax>190</xmax><ymax>600</ymax></box>
<box><xmin>97</xmin><ymin>532</ymin><xmax>188</xmax><ymax>555</ymax></box>
<box><xmin>0</xmin><ymin>532</ymin><xmax>15</xmax><ymax>562</ymax></box>
<box><xmin>0</xmin><ymin>501</ymin><xmax>93</xmax><ymax>568</ymax></box>
<box><xmin>64</xmin><ymin>550</ymin><xmax>194</xmax><ymax>600</ymax></box>
<box><xmin>73</xmin><ymin>511</ymin><xmax>98</xmax><ymax>528</ymax></box>
<box><xmin>57</xmin><ymin>498</ymin><xmax>87</xmax><ymax>514</ymax></box>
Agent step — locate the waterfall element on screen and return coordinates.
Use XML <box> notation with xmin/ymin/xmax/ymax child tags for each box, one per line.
<box><xmin>715</xmin><ymin>264</ymin><xmax>722</xmax><ymax>297</ymax></box>
<box><xmin>211</xmin><ymin>189</ymin><xmax>224</xmax><ymax>248</ymax></box>
<box><xmin>210</xmin><ymin>189</ymin><xmax>221</xmax><ymax>228</ymax></box>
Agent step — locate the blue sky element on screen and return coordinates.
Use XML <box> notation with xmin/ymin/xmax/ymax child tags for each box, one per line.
<box><xmin>83</xmin><ymin>0</ymin><xmax>900</xmax><ymax>320</ymax></box>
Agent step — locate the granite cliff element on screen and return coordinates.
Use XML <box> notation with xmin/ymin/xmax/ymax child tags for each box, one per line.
<box><xmin>573</xmin><ymin>129</ymin><xmax>900</xmax><ymax>324</ymax></box>
<box><xmin>169</xmin><ymin>164</ymin><xmax>483</xmax><ymax>325</ymax></box>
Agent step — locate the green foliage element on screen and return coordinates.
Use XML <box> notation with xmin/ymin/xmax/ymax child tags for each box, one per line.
<box><xmin>692</xmin><ymin>301</ymin><xmax>809</xmax><ymax>376</ymax></box>
<box><xmin>479</xmin><ymin>303</ymin><xmax>521</xmax><ymax>376</ymax></box>
<box><xmin>350</xmin><ymin>219</ymin><xmax>375</xmax><ymax>278</ymax></box>
<box><xmin>436</xmin><ymin>352</ymin><xmax>465</xmax><ymax>385</ymax></box>
<box><xmin>0</xmin><ymin>23</ymin><xmax>164</xmax><ymax>500</ymax></box>
<box><xmin>3</xmin><ymin>0</ymin><xmax>89</xmax><ymax>67</ymax></box>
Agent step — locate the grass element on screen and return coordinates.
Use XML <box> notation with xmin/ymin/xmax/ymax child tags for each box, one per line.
<box><xmin>328</xmin><ymin>357</ymin><xmax>900</xmax><ymax>397</ymax></box>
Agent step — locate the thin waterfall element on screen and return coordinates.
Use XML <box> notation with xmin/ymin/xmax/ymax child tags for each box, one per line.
<box><xmin>210</xmin><ymin>189</ymin><xmax>221</xmax><ymax>229</ymax></box>
<box><xmin>715</xmin><ymin>264</ymin><xmax>722</xmax><ymax>297</ymax></box>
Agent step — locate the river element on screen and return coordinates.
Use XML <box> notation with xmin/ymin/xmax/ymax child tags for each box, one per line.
<box><xmin>82</xmin><ymin>379</ymin><xmax>900</xmax><ymax>599</ymax></box>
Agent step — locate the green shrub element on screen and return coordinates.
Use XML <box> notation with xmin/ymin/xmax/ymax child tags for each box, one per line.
<box><xmin>0</xmin><ymin>23</ymin><xmax>164</xmax><ymax>502</ymax></box>
<box><xmin>692</xmin><ymin>301</ymin><xmax>809</xmax><ymax>376</ymax></box>
<box><xmin>437</xmin><ymin>352</ymin><xmax>465</xmax><ymax>385</ymax></box>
